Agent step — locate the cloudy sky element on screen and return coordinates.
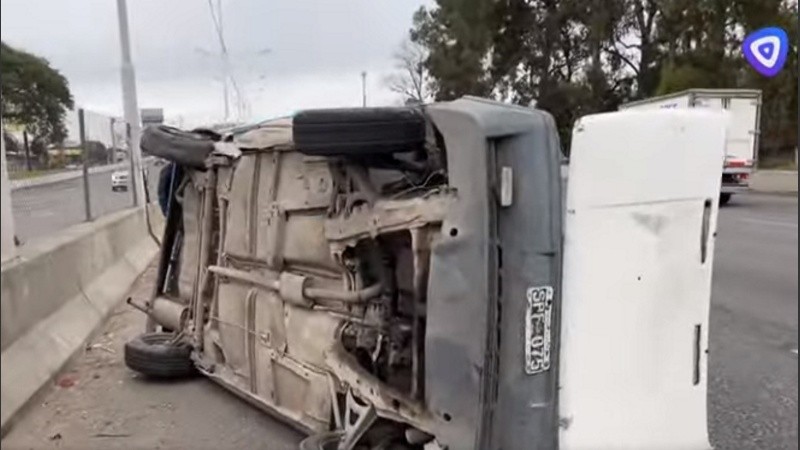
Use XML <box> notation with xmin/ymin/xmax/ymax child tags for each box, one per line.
<box><xmin>1</xmin><ymin>0</ymin><xmax>430</xmax><ymax>130</ymax></box>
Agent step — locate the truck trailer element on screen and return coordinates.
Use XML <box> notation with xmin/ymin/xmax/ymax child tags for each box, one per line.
<box><xmin>620</xmin><ymin>88</ymin><xmax>762</xmax><ymax>205</ymax></box>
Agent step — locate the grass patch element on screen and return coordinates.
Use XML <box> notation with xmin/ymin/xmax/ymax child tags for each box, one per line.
<box><xmin>8</xmin><ymin>169</ymin><xmax>66</xmax><ymax>180</ymax></box>
<box><xmin>758</xmin><ymin>160</ymin><xmax>797</xmax><ymax>171</ymax></box>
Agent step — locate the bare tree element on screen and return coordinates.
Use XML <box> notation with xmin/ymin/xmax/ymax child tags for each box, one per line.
<box><xmin>385</xmin><ymin>39</ymin><xmax>431</xmax><ymax>105</ymax></box>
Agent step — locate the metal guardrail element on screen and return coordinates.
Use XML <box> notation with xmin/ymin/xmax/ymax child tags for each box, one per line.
<box><xmin>8</xmin><ymin>107</ymin><xmax>159</xmax><ymax>245</ymax></box>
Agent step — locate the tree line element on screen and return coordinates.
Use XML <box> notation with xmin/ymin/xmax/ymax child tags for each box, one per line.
<box><xmin>392</xmin><ymin>0</ymin><xmax>797</xmax><ymax>160</ymax></box>
<box><xmin>1</xmin><ymin>41</ymin><xmax>74</xmax><ymax>170</ymax></box>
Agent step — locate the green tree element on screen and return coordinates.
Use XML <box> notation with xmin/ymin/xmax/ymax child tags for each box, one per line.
<box><xmin>655</xmin><ymin>0</ymin><xmax>798</xmax><ymax>162</ymax></box>
<box><xmin>1</xmin><ymin>42</ymin><xmax>74</xmax><ymax>155</ymax></box>
<box><xmin>384</xmin><ymin>39</ymin><xmax>433</xmax><ymax>105</ymax></box>
<box><xmin>410</xmin><ymin>0</ymin><xmax>631</xmax><ymax>151</ymax></box>
<box><xmin>410</xmin><ymin>0</ymin><xmax>496</xmax><ymax>100</ymax></box>
<box><xmin>655</xmin><ymin>0</ymin><xmax>741</xmax><ymax>94</ymax></box>
<box><xmin>410</xmin><ymin>0</ymin><xmax>798</xmax><ymax>160</ymax></box>
<box><xmin>736</xmin><ymin>0</ymin><xmax>798</xmax><ymax>164</ymax></box>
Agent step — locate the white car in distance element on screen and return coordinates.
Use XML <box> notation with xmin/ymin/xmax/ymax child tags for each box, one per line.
<box><xmin>111</xmin><ymin>170</ymin><xmax>130</xmax><ymax>192</ymax></box>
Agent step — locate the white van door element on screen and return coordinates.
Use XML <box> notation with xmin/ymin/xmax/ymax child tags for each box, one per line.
<box><xmin>726</xmin><ymin>96</ymin><xmax>759</xmax><ymax>163</ymax></box>
<box><xmin>559</xmin><ymin>109</ymin><xmax>726</xmax><ymax>449</ymax></box>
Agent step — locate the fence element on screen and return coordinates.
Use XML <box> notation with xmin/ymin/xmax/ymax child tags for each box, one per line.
<box><xmin>7</xmin><ymin>108</ymin><xmax>160</xmax><ymax>245</ymax></box>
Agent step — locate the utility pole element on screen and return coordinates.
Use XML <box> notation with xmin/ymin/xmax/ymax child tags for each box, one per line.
<box><xmin>217</xmin><ymin>0</ymin><xmax>231</xmax><ymax>122</ymax></box>
<box><xmin>22</xmin><ymin>130</ymin><xmax>31</xmax><ymax>171</ymax></box>
<box><xmin>361</xmin><ymin>71</ymin><xmax>367</xmax><ymax>107</ymax></box>
<box><xmin>78</xmin><ymin>109</ymin><xmax>92</xmax><ymax>221</ymax></box>
<box><xmin>109</xmin><ymin>117</ymin><xmax>116</xmax><ymax>164</ymax></box>
<box><xmin>198</xmin><ymin>1</ymin><xmax>269</xmax><ymax>124</ymax></box>
<box><xmin>116</xmin><ymin>0</ymin><xmax>145</xmax><ymax>206</ymax></box>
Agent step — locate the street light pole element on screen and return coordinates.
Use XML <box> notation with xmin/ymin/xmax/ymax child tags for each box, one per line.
<box><xmin>116</xmin><ymin>0</ymin><xmax>145</xmax><ymax>207</ymax></box>
<box><xmin>361</xmin><ymin>71</ymin><xmax>367</xmax><ymax>107</ymax></box>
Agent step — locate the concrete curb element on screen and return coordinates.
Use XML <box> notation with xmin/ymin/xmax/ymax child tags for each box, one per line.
<box><xmin>750</xmin><ymin>170</ymin><xmax>798</xmax><ymax>194</ymax></box>
<box><xmin>0</xmin><ymin>205</ymin><xmax>163</xmax><ymax>435</ymax></box>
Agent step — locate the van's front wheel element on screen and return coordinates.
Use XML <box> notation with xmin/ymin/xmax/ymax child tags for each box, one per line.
<box><xmin>719</xmin><ymin>193</ymin><xmax>732</xmax><ymax>206</ymax></box>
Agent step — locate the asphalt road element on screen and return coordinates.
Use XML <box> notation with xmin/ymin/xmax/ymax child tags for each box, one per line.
<box><xmin>10</xmin><ymin>161</ymin><xmax>161</xmax><ymax>244</ymax></box>
<box><xmin>0</xmin><ymin>193</ymin><xmax>796</xmax><ymax>449</ymax></box>
<box><xmin>708</xmin><ymin>193</ymin><xmax>798</xmax><ymax>450</ymax></box>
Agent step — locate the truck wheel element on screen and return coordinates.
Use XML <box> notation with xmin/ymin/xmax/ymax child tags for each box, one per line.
<box><xmin>124</xmin><ymin>332</ymin><xmax>196</xmax><ymax>378</ymax></box>
<box><xmin>719</xmin><ymin>193</ymin><xmax>732</xmax><ymax>206</ymax></box>
<box><xmin>292</xmin><ymin>107</ymin><xmax>427</xmax><ymax>157</ymax></box>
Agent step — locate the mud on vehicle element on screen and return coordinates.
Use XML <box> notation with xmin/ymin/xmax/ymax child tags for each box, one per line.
<box><xmin>127</xmin><ymin>97</ymin><xmax>564</xmax><ymax>449</ymax></box>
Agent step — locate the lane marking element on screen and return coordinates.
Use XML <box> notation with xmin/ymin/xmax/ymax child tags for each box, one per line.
<box><xmin>791</xmin><ymin>349</ymin><xmax>798</xmax><ymax>355</ymax></box>
<box><xmin>738</xmin><ymin>218</ymin><xmax>798</xmax><ymax>229</ymax></box>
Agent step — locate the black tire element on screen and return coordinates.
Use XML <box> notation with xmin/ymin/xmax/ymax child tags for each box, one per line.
<box><xmin>124</xmin><ymin>332</ymin><xmax>196</xmax><ymax>378</ymax></box>
<box><xmin>719</xmin><ymin>193</ymin><xmax>732</xmax><ymax>206</ymax></box>
<box><xmin>140</xmin><ymin>126</ymin><xmax>216</xmax><ymax>170</ymax></box>
<box><xmin>293</xmin><ymin>107</ymin><xmax>426</xmax><ymax>157</ymax></box>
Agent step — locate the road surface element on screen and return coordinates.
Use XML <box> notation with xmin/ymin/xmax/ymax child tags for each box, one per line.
<box><xmin>1</xmin><ymin>193</ymin><xmax>796</xmax><ymax>449</ymax></box>
<box><xmin>708</xmin><ymin>193</ymin><xmax>798</xmax><ymax>450</ymax></box>
<box><xmin>10</xmin><ymin>161</ymin><xmax>160</xmax><ymax>244</ymax></box>
<box><xmin>1</xmin><ymin>266</ymin><xmax>303</xmax><ymax>450</ymax></box>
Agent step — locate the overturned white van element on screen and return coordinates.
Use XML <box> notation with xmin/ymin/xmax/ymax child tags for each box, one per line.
<box><xmin>128</xmin><ymin>97</ymin><xmax>725</xmax><ymax>450</ymax></box>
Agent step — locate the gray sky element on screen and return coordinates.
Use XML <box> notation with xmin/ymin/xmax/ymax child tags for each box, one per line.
<box><xmin>1</xmin><ymin>0</ymin><xmax>430</xmax><ymax>130</ymax></box>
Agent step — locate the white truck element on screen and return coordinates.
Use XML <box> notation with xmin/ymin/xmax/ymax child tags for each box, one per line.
<box><xmin>620</xmin><ymin>89</ymin><xmax>762</xmax><ymax>205</ymax></box>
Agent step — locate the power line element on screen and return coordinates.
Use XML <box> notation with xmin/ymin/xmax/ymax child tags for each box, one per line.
<box><xmin>205</xmin><ymin>0</ymin><xmax>247</xmax><ymax>122</ymax></box>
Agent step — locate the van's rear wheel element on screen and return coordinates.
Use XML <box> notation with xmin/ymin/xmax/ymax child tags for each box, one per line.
<box><xmin>124</xmin><ymin>332</ymin><xmax>196</xmax><ymax>378</ymax></box>
<box><xmin>719</xmin><ymin>193</ymin><xmax>732</xmax><ymax>206</ymax></box>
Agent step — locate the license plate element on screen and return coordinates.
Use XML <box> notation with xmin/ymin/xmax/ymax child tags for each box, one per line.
<box><xmin>525</xmin><ymin>286</ymin><xmax>553</xmax><ymax>375</ymax></box>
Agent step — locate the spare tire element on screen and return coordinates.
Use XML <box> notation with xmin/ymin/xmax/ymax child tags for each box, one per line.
<box><xmin>293</xmin><ymin>107</ymin><xmax>426</xmax><ymax>157</ymax></box>
<box><xmin>140</xmin><ymin>126</ymin><xmax>216</xmax><ymax>170</ymax></box>
<box><xmin>124</xmin><ymin>332</ymin><xmax>196</xmax><ymax>378</ymax></box>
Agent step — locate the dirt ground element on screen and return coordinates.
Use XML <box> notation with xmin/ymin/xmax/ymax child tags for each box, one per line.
<box><xmin>1</xmin><ymin>264</ymin><xmax>303</xmax><ymax>450</ymax></box>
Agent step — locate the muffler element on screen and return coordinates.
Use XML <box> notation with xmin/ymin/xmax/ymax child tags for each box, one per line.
<box><xmin>128</xmin><ymin>296</ymin><xmax>188</xmax><ymax>331</ymax></box>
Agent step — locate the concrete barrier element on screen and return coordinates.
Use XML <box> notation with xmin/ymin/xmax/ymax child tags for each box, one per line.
<box><xmin>0</xmin><ymin>204</ymin><xmax>164</xmax><ymax>434</ymax></box>
<box><xmin>750</xmin><ymin>170</ymin><xmax>798</xmax><ymax>194</ymax></box>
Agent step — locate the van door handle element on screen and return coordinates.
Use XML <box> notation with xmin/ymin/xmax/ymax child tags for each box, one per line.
<box><xmin>700</xmin><ymin>199</ymin><xmax>712</xmax><ymax>263</ymax></box>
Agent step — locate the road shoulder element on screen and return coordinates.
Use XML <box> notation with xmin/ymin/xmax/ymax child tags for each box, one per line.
<box><xmin>1</xmin><ymin>264</ymin><xmax>301</xmax><ymax>450</ymax></box>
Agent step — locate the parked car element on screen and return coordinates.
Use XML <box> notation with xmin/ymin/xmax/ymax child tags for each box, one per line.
<box><xmin>111</xmin><ymin>170</ymin><xmax>129</xmax><ymax>192</ymax></box>
<box><xmin>125</xmin><ymin>97</ymin><xmax>725</xmax><ymax>450</ymax></box>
